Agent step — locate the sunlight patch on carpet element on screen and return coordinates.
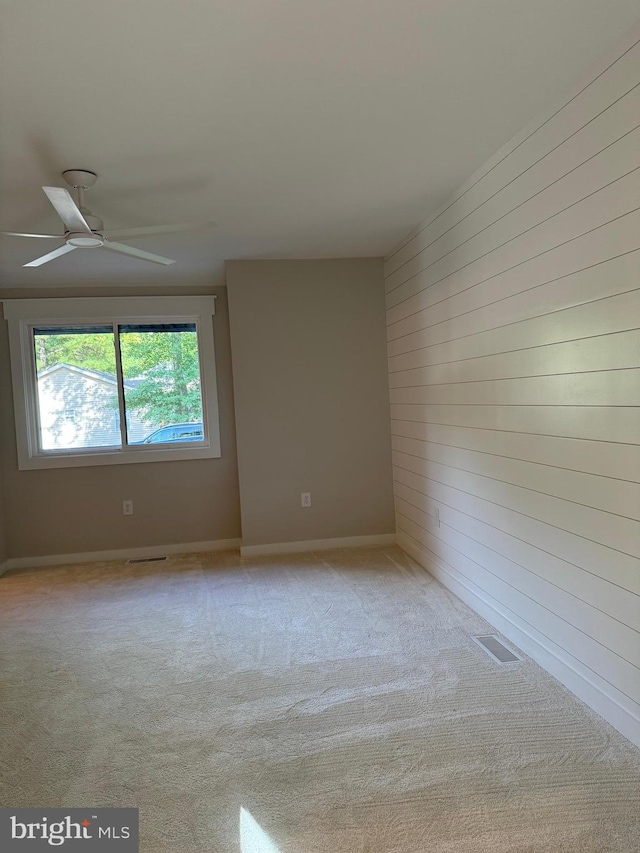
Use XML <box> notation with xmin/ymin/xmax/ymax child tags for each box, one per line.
<box><xmin>240</xmin><ymin>808</ymin><xmax>282</xmax><ymax>853</ymax></box>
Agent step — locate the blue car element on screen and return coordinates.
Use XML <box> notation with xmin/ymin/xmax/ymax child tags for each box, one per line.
<box><xmin>142</xmin><ymin>422</ymin><xmax>204</xmax><ymax>444</ymax></box>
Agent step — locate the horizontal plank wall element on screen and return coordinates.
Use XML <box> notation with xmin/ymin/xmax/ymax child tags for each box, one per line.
<box><xmin>386</xmin><ymin>30</ymin><xmax>640</xmax><ymax>747</ymax></box>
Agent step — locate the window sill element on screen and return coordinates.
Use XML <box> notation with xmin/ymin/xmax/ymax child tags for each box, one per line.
<box><xmin>17</xmin><ymin>442</ymin><xmax>222</xmax><ymax>470</ymax></box>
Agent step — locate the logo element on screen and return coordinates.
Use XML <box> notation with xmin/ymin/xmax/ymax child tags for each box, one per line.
<box><xmin>1</xmin><ymin>809</ymin><xmax>138</xmax><ymax>851</ymax></box>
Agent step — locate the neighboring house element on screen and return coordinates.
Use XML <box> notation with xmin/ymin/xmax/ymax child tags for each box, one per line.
<box><xmin>37</xmin><ymin>364</ymin><xmax>148</xmax><ymax>449</ymax></box>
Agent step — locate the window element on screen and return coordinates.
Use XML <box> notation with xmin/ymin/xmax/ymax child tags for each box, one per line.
<box><xmin>3</xmin><ymin>296</ymin><xmax>220</xmax><ymax>469</ymax></box>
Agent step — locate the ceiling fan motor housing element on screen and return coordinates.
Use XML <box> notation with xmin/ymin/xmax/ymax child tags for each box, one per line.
<box><xmin>65</xmin><ymin>210</ymin><xmax>105</xmax><ymax>247</ymax></box>
<box><xmin>66</xmin><ymin>231</ymin><xmax>104</xmax><ymax>248</ymax></box>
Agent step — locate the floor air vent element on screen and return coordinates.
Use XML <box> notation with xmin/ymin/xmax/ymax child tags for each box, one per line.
<box><xmin>473</xmin><ymin>635</ymin><xmax>521</xmax><ymax>663</ymax></box>
<box><xmin>127</xmin><ymin>556</ymin><xmax>168</xmax><ymax>564</ymax></box>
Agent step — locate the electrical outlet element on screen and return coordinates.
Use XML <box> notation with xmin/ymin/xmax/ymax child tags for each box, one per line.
<box><xmin>301</xmin><ymin>492</ymin><xmax>312</xmax><ymax>508</ymax></box>
<box><xmin>123</xmin><ymin>500</ymin><xmax>134</xmax><ymax>516</ymax></box>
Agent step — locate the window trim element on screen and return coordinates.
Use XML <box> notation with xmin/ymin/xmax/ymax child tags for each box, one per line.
<box><xmin>3</xmin><ymin>296</ymin><xmax>220</xmax><ymax>470</ymax></box>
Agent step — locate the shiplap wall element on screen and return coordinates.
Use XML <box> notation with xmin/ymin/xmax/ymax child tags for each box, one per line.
<box><xmin>385</xmin><ymin>31</ymin><xmax>640</xmax><ymax>747</ymax></box>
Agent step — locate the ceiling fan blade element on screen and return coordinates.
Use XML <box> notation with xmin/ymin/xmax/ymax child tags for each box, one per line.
<box><xmin>0</xmin><ymin>231</ymin><xmax>62</xmax><ymax>238</ymax></box>
<box><xmin>24</xmin><ymin>244</ymin><xmax>77</xmax><ymax>267</ymax></box>
<box><xmin>102</xmin><ymin>240</ymin><xmax>175</xmax><ymax>266</ymax></box>
<box><xmin>42</xmin><ymin>187</ymin><xmax>92</xmax><ymax>233</ymax></box>
<box><xmin>105</xmin><ymin>220</ymin><xmax>217</xmax><ymax>239</ymax></box>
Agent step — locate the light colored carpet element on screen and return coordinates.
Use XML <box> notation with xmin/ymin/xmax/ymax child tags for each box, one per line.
<box><xmin>1</xmin><ymin>545</ymin><xmax>639</xmax><ymax>852</ymax></box>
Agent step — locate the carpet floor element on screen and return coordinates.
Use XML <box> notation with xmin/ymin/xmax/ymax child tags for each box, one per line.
<box><xmin>1</xmin><ymin>545</ymin><xmax>639</xmax><ymax>852</ymax></box>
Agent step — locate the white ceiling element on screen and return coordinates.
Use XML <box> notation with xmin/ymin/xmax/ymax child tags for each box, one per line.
<box><xmin>1</xmin><ymin>0</ymin><xmax>638</xmax><ymax>288</ymax></box>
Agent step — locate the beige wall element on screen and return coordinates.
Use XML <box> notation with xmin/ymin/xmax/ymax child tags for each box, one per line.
<box><xmin>227</xmin><ymin>259</ymin><xmax>395</xmax><ymax>548</ymax></box>
<box><xmin>0</xmin><ymin>285</ymin><xmax>241</xmax><ymax>558</ymax></box>
<box><xmin>0</xmin><ymin>419</ymin><xmax>6</xmax><ymax>565</ymax></box>
<box><xmin>385</xmin><ymin>31</ymin><xmax>640</xmax><ymax>745</ymax></box>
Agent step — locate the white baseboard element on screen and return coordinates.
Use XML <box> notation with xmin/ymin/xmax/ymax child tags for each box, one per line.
<box><xmin>397</xmin><ymin>531</ymin><xmax>640</xmax><ymax>750</ymax></box>
<box><xmin>2</xmin><ymin>538</ymin><xmax>242</xmax><ymax>572</ymax></box>
<box><xmin>3</xmin><ymin>533</ymin><xmax>397</xmax><ymax>571</ymax></box>
<box><xmin>240</xmin><ymin>532</ymin><xmax>396</xmax><ymax>558</ymax></box>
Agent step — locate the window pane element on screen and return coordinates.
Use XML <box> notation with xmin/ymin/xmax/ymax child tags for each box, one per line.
<box><xmin>118</xmin><ymin>324</ymin><xmax>204</xmax><ymax>445</ymax></box>
<box><xmin>34</xmin><ymin>327</ymin><xmax>121</xmax><ymax>450</ymax></box>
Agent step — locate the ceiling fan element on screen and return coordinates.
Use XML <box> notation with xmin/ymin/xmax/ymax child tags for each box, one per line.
<box><xmin>0</xmin><ymin>170</ymin><xmax>215</xmax><ymax>267</ymax></box>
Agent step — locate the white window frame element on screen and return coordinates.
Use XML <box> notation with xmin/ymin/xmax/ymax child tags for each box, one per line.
<box><xmin>3</xmin><ymin>296</ymin><xmax>221</xmax><ymax>470</ymax></box>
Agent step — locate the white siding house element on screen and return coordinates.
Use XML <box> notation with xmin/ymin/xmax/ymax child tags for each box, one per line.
<box><xmin>37</xmin><ymin>364</ymin><xmax>147</xmax><ymax>449</ymax></box>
